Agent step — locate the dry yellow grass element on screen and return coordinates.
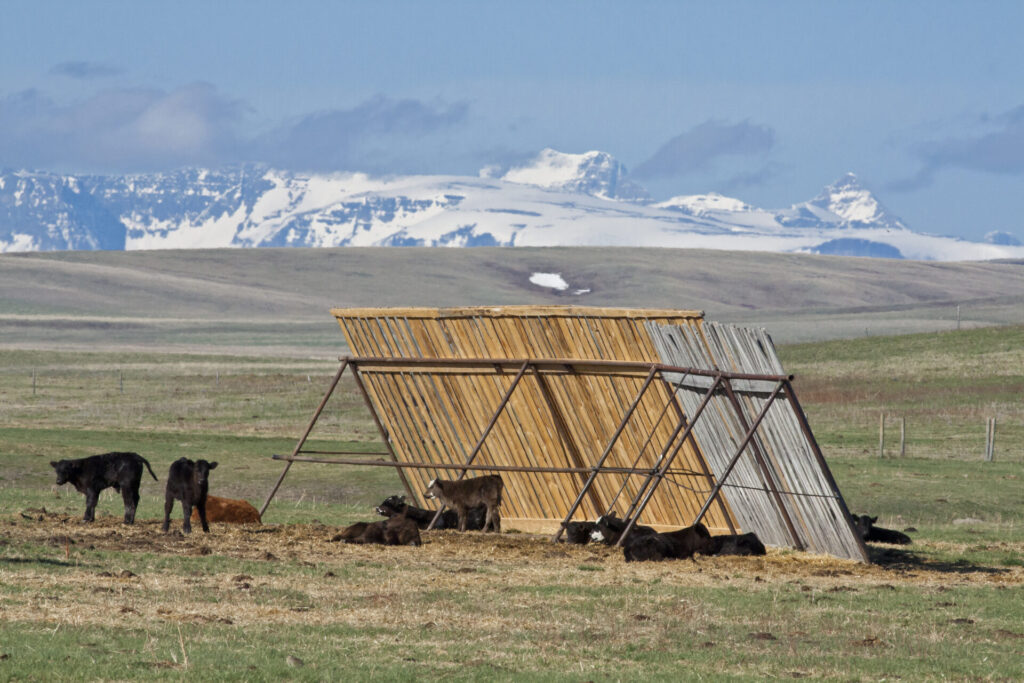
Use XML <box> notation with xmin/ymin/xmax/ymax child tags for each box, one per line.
<box><xmin>4</xmin><ymin>511</ymin><xmax>1021</xmax><ymax>634</ymax></box>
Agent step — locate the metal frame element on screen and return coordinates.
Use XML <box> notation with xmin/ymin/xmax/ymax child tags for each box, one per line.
<box><xmin>261</xmin><ymin>354</ymin><xmax>867</xmax><ymax>561</ymax></box>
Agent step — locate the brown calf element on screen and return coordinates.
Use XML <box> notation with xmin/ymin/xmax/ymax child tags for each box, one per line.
<box><xmin>424</xmin><ymin>475</ymin><xmax>503</xmax><ymax>532</ymax></box>
<box><xmin>190</xmin><ymin>495</ymin><xmax>261</xmax><ymax>525</ymax></box>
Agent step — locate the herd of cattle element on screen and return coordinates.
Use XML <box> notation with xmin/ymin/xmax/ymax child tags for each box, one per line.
<box><xmin>48</xmin><ymin>451</ymin><xmax>910</xmax><ymax>562</ymax></box>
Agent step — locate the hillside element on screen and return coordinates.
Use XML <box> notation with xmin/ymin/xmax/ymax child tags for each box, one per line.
<box><xmin>3</xmin><ymin>247</ymin><xmax>1024</xmax><ymax>354</ymax></box>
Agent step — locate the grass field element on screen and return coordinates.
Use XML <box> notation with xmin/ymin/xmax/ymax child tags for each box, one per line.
<box><xmin>2</xmin><ymin>324</ymin><xmax>1023</xmax><ymax>679</ymax></box>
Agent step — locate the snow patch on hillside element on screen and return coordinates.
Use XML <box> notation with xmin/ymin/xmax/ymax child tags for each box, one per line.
<box><xmin>529</xmin><ymin>272</ymin><xmax>569</xmax><ymax>290</ymax></box>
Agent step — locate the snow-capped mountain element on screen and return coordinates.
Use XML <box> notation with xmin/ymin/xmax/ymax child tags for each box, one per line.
<box><xmin>495</xmin><ymin>149</ymin><xmax>649</xmax><ymax>202</ymax></box>
<box><xmin>2</xmin><ymin>151</ymin><xmax>1022</xmax><ymax>261</ymax></box>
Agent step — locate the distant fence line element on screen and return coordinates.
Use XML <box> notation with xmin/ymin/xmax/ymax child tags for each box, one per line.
<box><xmin>878</xmin><ymin>412</ymin><xmax>1000</xmax><ymax>461</ymax></box>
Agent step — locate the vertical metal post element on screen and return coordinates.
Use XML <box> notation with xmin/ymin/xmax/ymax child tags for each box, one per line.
<box><xmin>427</xmin><ymin>361</ymin><xmax>530</xmax><ymax>529</ymax></box>
<box><xmin>985</xmin><ymin>417</ymin><xmax>996</xmax><ymax>462</ymax></box>
<box><xmin>551</xmin><ymin>366</ymin><xmax>657</xmax><ymax>542</ymax></box>
<box><xmin>878</xmin><ymin>413</ymin><xmax>885</xmax><ymax>458</ymax></box>
<box><xmin>260</xmin><ymin>360</ymin><xmax>349</xmax><ymax>517</ymax></box>
<box><xmin>615</xmin><ymin>376</ymin><xmax>722</xmax><ymax>547</ymax></box>
<box><xmin>900</xmin><ymin>417</ymin><xmax>906</xmax><ymax>457</ymax></box>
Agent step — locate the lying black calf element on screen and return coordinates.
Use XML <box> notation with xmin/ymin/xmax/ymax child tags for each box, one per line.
<box><xmin>51</xmin><ymin>451</ymin><xmax>158</xmax><ymax>524</ymax></box>
<box><xmin>374</xmin><ymin>494</ymin><xmax>487</xmax><ymax>531</ymax></box>
<box><xmin>590</xmin><ymin>513</ymin><xmax>657</xmax><ymax>545</ymax></box>
<box><xmin>331</xmin><ymin>510</ymin><xmax>421</xmax><ymax>546</ymax></box>
<box><xmin>563</xmin><ymin>521</ymin><xmax>597</xmax><ymax>545</ymax></box>
<box><xmin>700</xmin><ymin>532</ymin><xmax>767</xmax><ymax>556</ymax></box>
<box><xmin>851</xmin><ymin>514</ymin><xmax>912</xmax><ymax>545</ymax></box>
<box><xmin>623</xmin><ymin>523</ymin><xmax>711</xmax><ymax>562</ymax></box>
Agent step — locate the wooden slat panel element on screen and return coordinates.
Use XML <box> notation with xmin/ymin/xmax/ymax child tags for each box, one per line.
<box><xmin>331</xmin><ymin>306</ymin><xmax>750</xmax><ymax>536</ymax></box>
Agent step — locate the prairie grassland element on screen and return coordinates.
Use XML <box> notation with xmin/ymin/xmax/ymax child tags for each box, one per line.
<box><xmin>2</xmin><ymin>326</ymin><xmax>1024</xmax><ymax>680</ymax></box>
<box><xmin>780</xmin><ymin>325</ymin><xmax>1024</xmax><ymax>463</ymax></box>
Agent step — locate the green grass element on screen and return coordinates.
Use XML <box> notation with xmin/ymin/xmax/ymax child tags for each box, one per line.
<box><xmin>2</xmin><ymin>328</ymin><xmax>1024</xmax><ymax>680</ymax></box>
<box><xmin>780</xmin><ymin>324</ymin><xmax>1024</xmax><ymax>461</ymax></box>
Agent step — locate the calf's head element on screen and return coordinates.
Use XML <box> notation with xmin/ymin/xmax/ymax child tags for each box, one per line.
<box><xmin>50</xmin><ymin>460</ymin><xmax>75</xmax><ymax>486</ymax></box>
<box><xmin>423</xmin><ymin>478</ymin><xmax>442</xmax><ymax>500</ymax></box>
<box><xmin>376</xmin><ymin>495</ymin><xmax>407</xmax><ymax>517</ymax></box>
<box><xmin>193</xmin><ymin>459</ymin><xmax>218</xmax><ymax>486</ymax></box>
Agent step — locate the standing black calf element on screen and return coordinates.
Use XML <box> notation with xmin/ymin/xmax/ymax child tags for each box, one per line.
<box><xmin>50</xmin><ymin>452</ymin><xmax>157</xmax><ymax>524</ymax></box>
<box><xmin>162</xmin><ymin>458</ymin><xmax>218</xmax><ymax>534</ymax></box>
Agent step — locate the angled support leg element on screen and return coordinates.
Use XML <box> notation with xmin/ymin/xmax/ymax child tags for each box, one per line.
<box><xmin>551</xmin><ymin>365</ymin><xmax>657</xmax><ymax>542</ymax></box>
<box><xmin>605</xmin><ymin>370</ymin><xmax>695</xmax><ymax>519</ymax></box>
<box><xmin>534</xmin><ymin>368</ymin><xmax>607</xmax><ymax>522</ymax></box>
<box><xmin>349</xmin><ymin>362</ymin><xmax>417</xmax><ymax>502</ymax></box>
<box><xmin>616</xmin><ymin>375</ymin><xmax>723</xmax><ymax>547</ymax></box>
<box><xmin>427</xmin><ymin>361</ymin><xmax>530</xmax><ymax>530</ymax></box>
<box><xmin>260</xmin><ymin>360</ymin><xmax>349</xmax><ymax>518</ymax></box>
<box><xmin>784</xmin><ymin>379</ymin><xmax>870</xmax><ymax>562</ymax></box>
<box><xmin>720</xmin><ymin>379</ymin><xmax>803</xmax><ymax>550</ymax></box>
<box><xmin>669</xmin><ymin>392</ymin><xmax>737</xmax><ymax>534</ymax></box>
<box><xmin>691</xmin><ymin>381</ymin><xmax>785</xmax><ymax>530</ymax></box>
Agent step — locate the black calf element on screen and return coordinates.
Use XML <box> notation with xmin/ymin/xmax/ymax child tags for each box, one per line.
<box><xmin>51</xmin><ymin>452</ymin><xmax>158</xmax><ymax>524</ymax></box>
<box><xmin>375</xmin><ymin>494</ymin><xmax>487</xmax><ymax>531</ymax></box>
<box><xmin>623</xmin><ymin>523</ymin><xmax>712</xmax><ymax>562</ymax></box>
<box><xmin>851</xmin><ymin>514</ymin><xmax>912</xmax><ymax>545</ymax></box>
<box><xmin>701</xmin><ymin>532</ymin><xmax>766</xmax><ymax>556</ymax></box>
<box><xmin>590</xmin><ymin>513</ymin><xmax>657</xmax><ymax>545</ymax></box>
<box><xmin>162</xmin><ymin>458</ymin><xmax>218</xmax><ymax>534</ymax></box>
<box><xmin>563</xmin><ymin>521</ymin><xmax>598</xmax><ymax>545</ymax></box>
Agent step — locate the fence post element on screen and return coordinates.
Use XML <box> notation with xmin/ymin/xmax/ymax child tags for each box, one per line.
<box><xmin>878</xmin><ymin>413</ymin><xmax>885</xmax><ymax>458</ymax></box>
<box><xmin>119</xmin><ymin>370</ymin><xmax>124</xmax><ymax>394</ymax></box>
<box><xmin>32</xmin><ymin>369</ymin><xmax>36</xmax><ymax>396</ymax></box>
<box><xmin>899</xmin><ymin>417</ymin><xmax>906</xmax><ymax>457</ymax></box>
<box><xmin>985</xmin><ymin>417</ymin><xmax>996</xmax><ymax>462</ymax></box>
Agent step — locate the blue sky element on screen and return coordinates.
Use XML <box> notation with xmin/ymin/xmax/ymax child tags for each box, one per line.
<box><xmin>2</xmin><ymin>0</ymin><xmax>1023</xmax><ymax>241</ymax></box>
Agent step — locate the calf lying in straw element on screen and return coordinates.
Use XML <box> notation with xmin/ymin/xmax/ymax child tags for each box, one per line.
<box><xmin>331</xmin><ymin>510</ymin><xmax>421</xmax><ymax>546</ymax></box>
<box><xmin>851</xmin><ymin>514</ymin><xmax>912</xmax><ymax>545</ymax></box>
<box><xmin>375</xmin><ymin>494</ymin><xmax>487</xmax><ymax>531</ymax></box>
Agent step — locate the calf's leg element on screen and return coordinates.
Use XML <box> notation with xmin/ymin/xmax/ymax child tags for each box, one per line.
<box><xmin>181</xmin><ymin>500</ymin><xmax>193</xmax><ymax>534</ymax></box>
<box><xmin>197</xmin><ymin>498</ymin><xmax>210</xmax><ymax>533</ymax></box>
<box><xmin>121</xmin><ymin>486</ymin><xmax>139</xmax><ymax>524</ymax></box>
<box><xmin>83</xmin><ymin>490</ymin><xmax>99</xmax><ymax>522</ymax></box>
<box><xmin>162</xmin><ymin>495</ymin><xmax>175</xmax><ymax>533</ymax></box>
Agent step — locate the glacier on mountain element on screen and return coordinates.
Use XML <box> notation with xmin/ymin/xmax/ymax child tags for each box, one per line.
<box><xmin>2</xmin><ymin>149</ymin><xmax>1022</xmax><ymax>261</ymax></box>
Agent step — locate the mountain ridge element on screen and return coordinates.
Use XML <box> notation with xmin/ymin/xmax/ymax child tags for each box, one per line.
<box><xmin>2</xmin><ymin>150</ymin><xmax>1021</xmax><ymax>261</ymax></box>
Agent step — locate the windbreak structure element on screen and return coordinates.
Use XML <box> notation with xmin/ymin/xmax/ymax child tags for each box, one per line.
<box><xmin>262</xmin><ymin>305</ymin><xmax>867</xmax><ymax>562</ymax></box>
<box><xmin>328</xmin><ymin>306</ymin><xmax>737</xmax><ymax>535</ymax></box>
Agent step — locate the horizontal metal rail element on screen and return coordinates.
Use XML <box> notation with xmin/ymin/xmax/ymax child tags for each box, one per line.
<box><xmin>294</xmin><ymin>450</ymin><xmax>392</xmax><ymax>457</ymax></box>
<box><xmin>274</xmin><ymin>454</ymin><xmax>705</xmax><ymax>477</ymax></box>
<box><xmin>340</xmin><ymin>354</ymin><xmax>794</xmax><ymax>383</ymax></box>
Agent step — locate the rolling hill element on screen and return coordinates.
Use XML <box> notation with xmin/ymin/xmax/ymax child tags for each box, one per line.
<box><xmin>3</xmin><ymin>247</ymin><xmax>1024</xmax><ymax>354</ymax></box>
